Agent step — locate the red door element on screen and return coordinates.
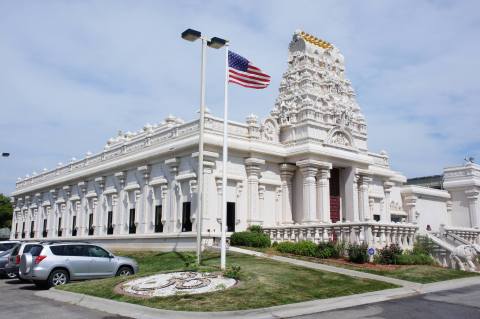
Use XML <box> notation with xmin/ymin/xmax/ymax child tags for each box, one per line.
<box><xmin>330</xmin><ymin>196</ymin><xmax>340</xmax><ymax>223</ymax></box>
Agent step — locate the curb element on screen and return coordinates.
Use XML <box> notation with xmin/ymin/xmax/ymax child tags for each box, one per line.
<box><xmin>35</xmin><ymin>277</ymin><xmax>480</xmax><ymax>319</ymax></box>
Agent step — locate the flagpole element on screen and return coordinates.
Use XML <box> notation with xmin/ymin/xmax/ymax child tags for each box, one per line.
<box><xmin>220</xmin><ymin>43</ymin><xmax>229</xmax><ymax>270</ymax></box>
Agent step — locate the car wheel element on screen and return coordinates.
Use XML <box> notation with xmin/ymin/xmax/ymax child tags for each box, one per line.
<box><xmin>48</xmin><ymin>269</ymin><xmax>69</xmax><ymax>287</ymax></box>
<box><xmin>6</xmin><ymin>272</ymin><xmax>16</xmax><ymax>279</ymax></box>
<box><xmin>116</xmin><ymin>266</ymin><xmax>133</xmax><ymax>277</ymax></box>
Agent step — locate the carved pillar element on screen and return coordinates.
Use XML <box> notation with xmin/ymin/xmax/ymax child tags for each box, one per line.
<box><xmin>403</xmin><ymin>195</ymin><xmax>418</xmax><ymax>224</ymax></box>
<box><xmin>280</xmin><ymin>163</ymin><xmax>295</xmax><ymax>225</ymax></box>
<box><xmin>465</xmin><ymin>188</ymin><xmax>480</xmax><ymax>228</ymax></box>
<box><xmin>138</xmin><ymin>165</ymin><xmax>151</xmax><ymax>234</ymax></box>
<box><xmin>235</xmin><ymin>182</ymin><xmax>244</xmax><ymax>228</ymax></box>
<box><xmin>274</xmin><ymin>187</ymin><xmax>282</xmax><ymax>225</ymax></box>
<box><xmin>369</xmin><ymin>197</ymin><xmax>375</xmax><ymax>221</ymax></box>
<box><xmin>189</xmin><ymin>179</ymin><xmax>198</xmax><ymax>231</ymax></box>
<box><xmin>245</xmin><ymin>158</ymin><xmax>265</xmax><ymax>225</ymax></box>
<box><xmin>78</xmin><ymin>181</ymin><xmax>88</xmax><ymax>236</ymax></box>
<box><xmin>63</xmin><ymin>186</ymin><xmax>71</xmax><ymax>236</ymax></box>
<box><xmin>258</xmin><ymin>184</ymin><xmax>266</xmax><ymax>224</ymax></box>
<box><xmin>49</xmin><ymin>189</ymin><xmax>57</xmax><ymax>237</ymax></box>
<box><xmin>114</xmin><ymin>172</ymin><xmax>126</xmax><ymax>235</ymax></box>
<box><xmin>358</xmin><ymin>175</ymin><xmax>372</xmax><ymax>221</ymax></box>
<box><xmin>215</xmin><ymin>177</ymin><xmax>223</xmax><ymax>231</ymax></box>
<box><xmin>34</xmin><ymin>193</ymin><xmax>42</xmax><ymax>237</ymax></box>
<box><xmin>344</xmin><ymin>167</ymin><xmax>359</xmax><ymax>222</ymax></box>
<box><xmin>160</xmin><ymin>184</ymin><xmax>169</xmax><ymax>231</ymax></box>
<box><xmin>94</xmin><ymin>177</ymin><xmax>105</xmax><ymax>236</ymax></box>
<box><xmin>299</xmin><ymin>165</ymin><xmax>318</xmax><ymax>224</ymax></box>
<box><xmin>384</xmin><ymin>182</ymin><xmax>394</xmax><ymax>223</ymax></box>
<box><xmin>166</xmin><ymin>158</ymin><xmax>179</xmax><ymax>232</ymax></box>
<box><xmin>316</xmin><ymin>167</ymin><xmax>331</xmax><ymax>223</ymax></box>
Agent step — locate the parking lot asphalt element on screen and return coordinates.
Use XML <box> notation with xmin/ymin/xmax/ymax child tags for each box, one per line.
<box><xmin>0</xmin><ymin>278</ymin><xmax>132</xmax><ymax>319</ymax></box>
<box><xmin>294</xmin><ymin>284</ymin><xmax>480</xmax><ymax>319</ymax></box>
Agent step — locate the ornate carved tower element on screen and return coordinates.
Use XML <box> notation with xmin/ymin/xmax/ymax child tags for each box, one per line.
<box><xmin>264</xmin><ymin>30</ymin><xmax>368</xmax><ymax>152</ymax></box>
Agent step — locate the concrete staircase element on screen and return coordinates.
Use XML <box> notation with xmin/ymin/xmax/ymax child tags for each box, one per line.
<box><xmin>425</xmin><ymin>231</ymin><xmax>480</xmax><ymax>272</ymax></box>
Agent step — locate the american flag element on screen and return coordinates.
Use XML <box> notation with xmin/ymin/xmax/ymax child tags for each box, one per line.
<box><xmin>228</xmin><ymin>51</ymin><xmax>270</xmax><ymax>89</ymax></box>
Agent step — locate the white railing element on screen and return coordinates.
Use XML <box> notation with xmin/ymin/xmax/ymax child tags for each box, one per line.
<box><xmin>15</xmin><ymin>115</ymin><xmax>257</xmax><ymax>191</ymax></box>
<box><xmin>263</xmin><ymin>221</ymin><xmax>418</xmax><ymax>250</ymax></box>
<box><xmin>443</xmin><ymin>226</ymin><xmax>480</xmax><ymax>245</ymax></box>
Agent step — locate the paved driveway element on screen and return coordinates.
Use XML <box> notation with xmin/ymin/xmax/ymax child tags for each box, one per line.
<box><xmin>0</xmin><ymin>278</ymin><xmax>131</xmax><ymax>319</ymax></box>
<box><xmin>295</xmin><ymin>284</ymin><xmax>480</xmax><ymax>319</ymax></box>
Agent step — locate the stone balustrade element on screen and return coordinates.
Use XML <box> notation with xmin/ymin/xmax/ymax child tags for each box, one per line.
<box><xmin>263</xmin><ymin>222</ymin><xmax>418</xmax><ymax>250</ymax></box>
<box><xmin>443</xmin><ymin>226</ymin><xmax>480</xmax><ymax>244</ymax></box>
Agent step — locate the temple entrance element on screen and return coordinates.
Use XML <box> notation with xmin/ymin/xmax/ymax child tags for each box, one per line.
<box><xmin>330</xmin><ymin>168</ymin><xmax>341</xmax><ymax>223</ymax></box>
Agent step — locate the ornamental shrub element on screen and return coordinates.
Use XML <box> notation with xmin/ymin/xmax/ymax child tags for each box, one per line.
<box><xmin>293</xmin><ymin>240</ymin><xmax>318</xmax><ymax>257</ymax></box>
<box><xmin>395</xmin><ymin>252</ymin><xmax>434</xmax><ymax>265</ymax></box>
<box><xmin>276</xmin><ymin>241</ymin><xmax>297</xmax><ymax>254</ymax></box>
<box><xmin>413</xmin><ymin>236</ymin><xmax>435</xmax><ymax>255</ymax></box>
<box><xmin>375</xmin><ymin>244</ymin><xmax>403</xmax><ymax>264</ymax></box>
<box><xmin>347</xmin><ymin>242</ymin><xmax>369</xmax><ymax>264</ymax></box>
<box><xmin>223</xmin><ymin>264</ymin><xmax>242</xmax><ymax>280</ymax></box>
<box><xmin>230</xmin><ymin>230</ymin><xmax>271</xmax><ymax>248</ymax></box>
<box><xmin>247</xmin><ymin>225</ymin><xmax>263</xmax><ymax>233</ymax></box>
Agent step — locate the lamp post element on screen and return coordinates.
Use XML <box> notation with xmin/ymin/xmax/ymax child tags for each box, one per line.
<box><xmin>181</xmin><ymin>29</ymin><xmax>227</xmax><ymax>264</ymax></box>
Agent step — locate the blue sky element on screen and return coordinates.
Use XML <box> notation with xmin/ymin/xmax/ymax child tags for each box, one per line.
<box><xmin>1</xmin><ymin>0</ymin><xmax>479</xmax><ymax>195</ymax></box>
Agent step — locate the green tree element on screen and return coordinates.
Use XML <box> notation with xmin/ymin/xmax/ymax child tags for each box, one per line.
<box><xmin>0</xmin><ymin>194</ymin><xmax>13</xmax><ymax>229</ymax></box>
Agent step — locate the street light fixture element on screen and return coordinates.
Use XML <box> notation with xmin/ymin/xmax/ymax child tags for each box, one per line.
<box><xmin>181</xmin><ymin>28</ymin><xmax>227</xmax><ymax>265</ymax></box>
<box><xmin>1</xmin><ymin>152</ymin><xmax>10</xmax><ymax>157</ymax></box>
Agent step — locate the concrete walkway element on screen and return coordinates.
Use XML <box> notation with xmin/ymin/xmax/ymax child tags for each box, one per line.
<box><xmin>35</xmin><ymin>247</ymin><xmax>480</xmax><ymax>319</ymax></box>
<box><xmin>229</xmin><ymin>246</ymin><xmax>420</xmax><ymax>288</ymax></box>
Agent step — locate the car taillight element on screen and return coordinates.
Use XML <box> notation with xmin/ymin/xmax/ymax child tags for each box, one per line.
<box><xmin>15</xmin><ymin>255</ymin><xmax>20</xmax><ymax>264</ymax></box>
<box><xmin>34</xmin><ymin>255</ymin><xmax>47</xmax><ymax>264</ymax></box>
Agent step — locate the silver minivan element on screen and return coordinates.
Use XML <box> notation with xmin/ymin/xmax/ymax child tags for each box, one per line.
<box><xmin>20</xmin><ymin>242</ymin><xmax>138</xmax><ymax>288</ymax></box>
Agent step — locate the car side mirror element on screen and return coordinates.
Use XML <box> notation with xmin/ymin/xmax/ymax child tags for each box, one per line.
<box><xmin>108</xmin><ymin>253</ymin><xmax>114</xmax><ymax>259</ymax></box>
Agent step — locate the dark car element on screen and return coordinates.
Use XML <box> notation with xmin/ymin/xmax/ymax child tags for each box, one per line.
<box><xmin>0</xmin><ymin>248</ymin><xmax>16</xmax><ymax>278</ymax></box>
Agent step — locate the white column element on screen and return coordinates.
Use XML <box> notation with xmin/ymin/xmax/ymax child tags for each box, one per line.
<box><xmin>245</xmin><ymin>158</ymin><xmax>265</xmax><ymax>225</ymax></box>
<box><xmin>94</xmin><ymin>177</ymin><xmax>105</xmax><ymax>236</ymax></box>
<box><xmin>114</xmin><ymin>172</ymin><xmax>126</xmax><ymax>235</ymax></box>
<box><xmin>137</xmin><ymin>166</ymin><xmax>151</xmax><ymax>234</ymax></box>
<box><xmin>280</xmin><ymin>163</ymin><xmax>295</xmax><ymax>225</ymax></box>
<box><xmin>274</xmin><ymin>187</ymin><xmax>282</xmax><ymax>225</ymax></box>
<box><xmin>160</xmin><ymin>184</ymin><xmax>168</xmax><ymax>231</ymax></box>
<box><xmin>316</xmin><ymin>167</ymin><xmax>331</xmax><ymax>223</ymax></box>
<box><xmin>344</xmin><ymin>168</ymin><xmax>359</xmax><ymax>222</ymax></box>
<box><xmin>166</xmin><ymin>158</ymin><xmax>179</xmax><ymax>232</ymax></box>
<box><xmin>300</xmin><ymin>166</ymin><xmax>318</xmax><ymax>224</ymax></box>
<box><xmin>258</xmin><ymin>184</ymin><xmax>266</xmax><ymax>224</ymax></box>
<box><xmin>78</xmin><ymin>181</ymin><xmax>88</xmax><ymax>236</ymax></box>
<box><xmin>403</xmin><ymin>195</ymin><xmax>418</xmax><ymax>224</ymax></box>
<box><xmin>215</xmin><ymin>177</ymin><xmax>223</xmax><ymax>232</ymax></box>
<box><xmin>189</xmin><ymin>179</ymin><xmax>198</xmax><ymax>232</ymax></box>
<box><xmin>465</xmin><ymin>188</ymin><xmax>480</xmax><ymax>228</ymax></box>
<box><xmin>384</xmin><ymin>182</ymin><xmax>394</xmax><ymax>222</ymax></box>
<box><xmin>358</xmin><ymin>175</ymin><xmax>372</xmax><ymax>221</ymax></box>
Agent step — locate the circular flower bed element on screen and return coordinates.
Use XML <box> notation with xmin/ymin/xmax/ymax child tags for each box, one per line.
<box><xmin>119</xmin><ymin>272</ymin><xmax>237</xmax><ymax>298</ymax></box>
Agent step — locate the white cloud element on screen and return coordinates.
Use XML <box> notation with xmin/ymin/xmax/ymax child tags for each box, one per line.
<box><xmin>0</xmin><ymin>0</ymin><xmax>479</xmax><ymax>193</ymax></box>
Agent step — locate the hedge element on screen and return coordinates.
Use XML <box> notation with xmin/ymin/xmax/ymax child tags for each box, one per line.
<box><xmin>230</xmin><ymin>230</ymin><xmax>271</xmax><ymax>248</ymax></box>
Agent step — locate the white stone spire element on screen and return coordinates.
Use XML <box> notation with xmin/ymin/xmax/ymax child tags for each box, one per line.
<box><xmin>269</xmin><ymin>30</ymin><xmax>367</xmax><ymax>149</ymax></box>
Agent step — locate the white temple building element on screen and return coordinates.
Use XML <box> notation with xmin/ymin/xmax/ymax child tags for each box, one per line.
<box><xmin>10</xmin><ymin>31</ymin><xmax>480</xmax><ymax>257</ymax></box>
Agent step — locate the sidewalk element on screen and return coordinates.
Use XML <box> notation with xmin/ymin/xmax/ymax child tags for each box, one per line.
<box><xmin>35</xmin><ymin>248</ymin><xmax>480</xmax><ymax>319</ymax></box>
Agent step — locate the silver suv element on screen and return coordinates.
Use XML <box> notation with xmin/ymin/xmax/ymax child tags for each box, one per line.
<box><xmin>19</xmin><ymin>242</ymin><xmax>138</xmax><ymax>288</ymax></box>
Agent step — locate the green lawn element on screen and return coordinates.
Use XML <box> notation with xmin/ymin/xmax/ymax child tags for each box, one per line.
<box><xmin>234</xmin><ymin>246</ymin><xmax>479</xmax><ymax>284</ymax></box>
<box><xmin>58</xmin><ymin>250</ymin><xmax>397</xmax><ymax>311</ymax></box>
